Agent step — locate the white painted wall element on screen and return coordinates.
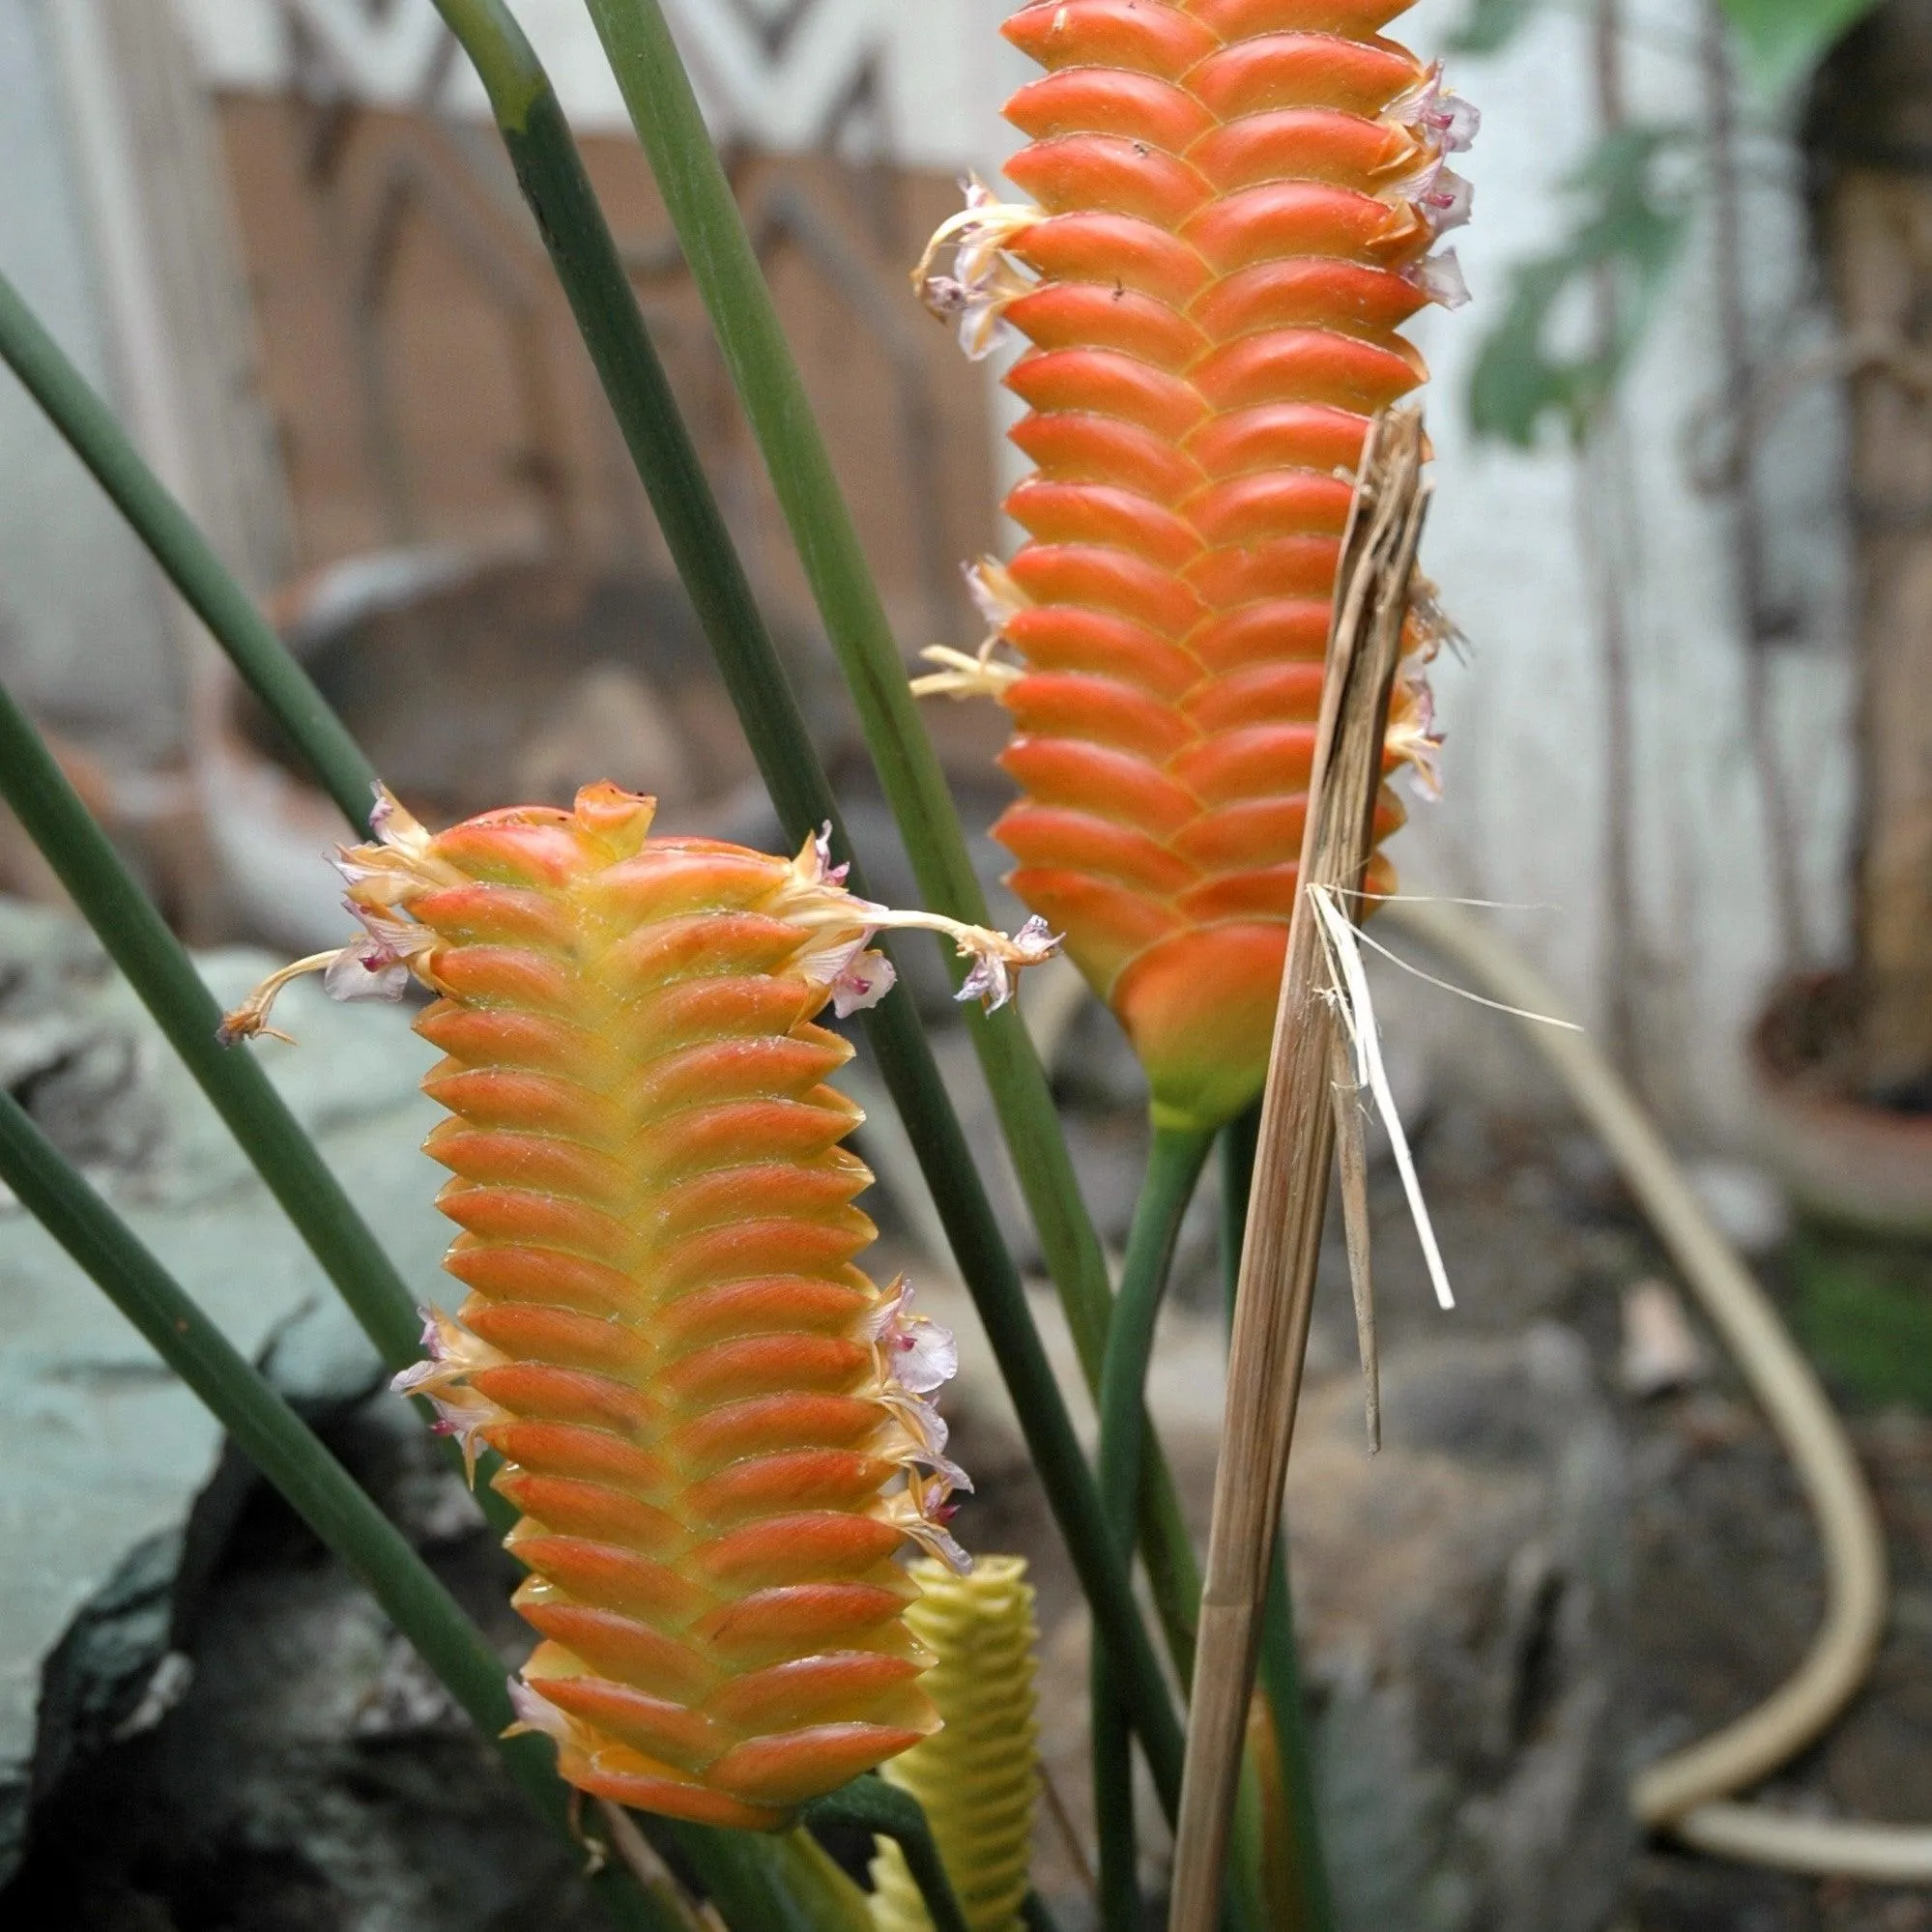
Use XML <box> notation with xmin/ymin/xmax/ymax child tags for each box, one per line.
<box><xmin>1392</xmin><ymin>0</ymin><xmax>1855</xmax><ymax>1141</ymax></box>
<box><xmin>173</xmin><ymin>0</ymin><xmax>1013</xmax><ymax>167</ymax></box>
<box><xmin>0</xmin><ymin>0</ymin><xmax>179</xmax><ymax>756</ymax></box>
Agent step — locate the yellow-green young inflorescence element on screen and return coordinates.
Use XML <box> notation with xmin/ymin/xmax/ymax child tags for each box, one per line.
<box><xmin>869</xmin><ymin>1556</ymin><xmax>1042</xmax><ymax>1932</ymax></box>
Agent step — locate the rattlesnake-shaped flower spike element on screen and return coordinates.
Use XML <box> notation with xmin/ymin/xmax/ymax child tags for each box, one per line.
<box><xmin>913</xmin><ymin>0</ymin><xmax>1468</xmax><ymax>1130</ymax></box>
<box><xmin>223</xmin><ymin>783</ymin><xmax>1060</xmax><ymax>1830</ymax></box>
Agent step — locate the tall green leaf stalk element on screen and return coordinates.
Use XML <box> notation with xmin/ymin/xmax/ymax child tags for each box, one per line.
<box><xmin>1090</xmin><ymin>1128</ymin><xmax>1214</xmax><ymax>1924</ymax></box>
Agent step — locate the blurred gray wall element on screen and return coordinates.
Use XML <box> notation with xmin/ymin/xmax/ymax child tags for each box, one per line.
<box><xmin>0</xmin><ymin>0</ymin><xmax>178</xmax><ymax>759</ymax></box>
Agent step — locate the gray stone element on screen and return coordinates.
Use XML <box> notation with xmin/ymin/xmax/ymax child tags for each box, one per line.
<box><xmin>0</xmin><ymin>900</ymin><xmax>452</xmax><ymax>1883</ymax></box>
<box><xmin>1006</xmin><ymin>1321</ymin><xmax>1632</xmax><ymax>1931</ymax></box>
<box><xmin>1286</xmin><ymin>1325</ymin><xmax>1633</xmax><ymax>1932</ymax></box>
<box><xmin>4</xmin><ymin>1400</ymin><xmax>605</xmax><ymax>1930</ymax></box>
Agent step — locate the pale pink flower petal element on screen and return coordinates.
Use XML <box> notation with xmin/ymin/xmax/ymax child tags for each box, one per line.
<box><xmin>1412</xmin><ymin>248</ymin><xmax>1471</xmax><ymax>311</ymax></box>
<box><xmin>322</xmin><ymin>945</ymin><xmax>410</xmax><ymax>1004</ymax></box>
<box><xmin>832</xmin><ymin>947</ymin><xmax>896</xmax><ymax>1018</ymax></box>
<box><xmin>505</xmin><ymin>1677</ymin><xmax>573</xmax><ymax>1744</ymax></box>
<box><xmin>1422</xmin><ymin>167</ymin><xmax>1474</xmax><ymax>235</ymax></box>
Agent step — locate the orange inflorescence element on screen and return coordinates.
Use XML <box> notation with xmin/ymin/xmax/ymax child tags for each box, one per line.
<box><xmin>915</xmin><ymin>0</ymin><xmax>1470</xmax><ymax>1131</ymax></box>
<box><xmin>233</xmin><ymin>785</ymin><xmax>1030</xmax><ymax>1831</ymax></box>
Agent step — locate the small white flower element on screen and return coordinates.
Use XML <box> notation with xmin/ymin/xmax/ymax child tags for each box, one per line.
<box><xmin>887</xmin><ymin>1467</ymin><xmax>973</xmax><ymax>1574</ymax></box>
<box><xmin>866</xmin><ymin>1279</ymin><xmax>960</xmax><ymax>1397</ymax></box>
<box><xmin>956</xmin><ymin>952</ymin><xmax>1004</xmax><ymax>1008</ymax></box>
<box><xmin>831</xmin><ymin>947</ymin><xmax>896</xmax><ymax>1018</ymax></box>
<box><xmin>895</xmin><ymin>1390</ymin><xmax>952</xmax><ymax>1461</ymax></box>
<box><xmin>1411</xmin><ymin>248</ymin><xmax>1471</xmax><ymax>311</ymax></box>
<box><xmin>322</xmin><ymin>942</ymin><xmax>410</xmax><ymax>1004</ymax></box>
<box><xmin>964</xmin><ymin>557</ymin><xmax>1028</xmax><ymax>632</ymax></box>
<box><xmin>388</xmin><ymin>1310</ymin><xmax>507</xmax><ymax>1482</ymax></box>
<box><xmin>912</xmin><ymin>174</ymin><xmax>1042</xmax><ymax>362</ymax></box>
<box><xmin>1427</xmin><ymin>92</ymin><xmax>1481</xmax><ymax>153</ymax></box>
<box><xmin>773</xmin><ymin>827</ymin><xmax>1059</xmax><ymax>1016</ymax></box>
<box><xmin>505</xmin><ymin>1677</ymin><xmax>573</xmax><ymax>1745</ymax></box>
<box><xmin>1396</xmin><ymin>66</ymin><xmax>1479</xmax><ymax>159</ymax></box>
<box><xmin>953</xmin><ymin>913</ymin><xmax>1059</xmax><ymax>1013</ymax></box>
<box><xmin>1420</xmin><ymin>166</ymin><xmax>1474</xmax><ymax>235</ymax></box>
<box><xmin>799</xmin><ymin>822</ymin><xmax>848</xmax><ymax>889</ymax></box>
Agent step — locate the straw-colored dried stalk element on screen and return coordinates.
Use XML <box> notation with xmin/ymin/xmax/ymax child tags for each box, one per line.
<box><xmin>1168</xmin><ymin>409</ymin><xmax>1430</xmax><ymax>1932</ymax></box>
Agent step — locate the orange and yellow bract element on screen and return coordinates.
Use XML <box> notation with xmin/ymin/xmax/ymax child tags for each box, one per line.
<box><xmin>916</xmin><ymin>0</ymin><xmax>1469</xmax><ymax>1130</ymax></box>
<box><xmin>229</xmin><ymin>784</ymin><xmax>1010</xmax><ymax>1831</ymax></box>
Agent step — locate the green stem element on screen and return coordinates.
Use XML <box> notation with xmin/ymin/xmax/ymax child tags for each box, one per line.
<box><xmin>1221</xmin><ymin>1111</ymin><xmax>1335</xmax><ymax>1932</ymax></box>
<box><xmin>427</xmin><ymin>0</ymin><xmax>1188</xmax><ymax>1814</ymax></box>
<box><xmin>1091</xmin><ymin>1127</ymin><xmax>1213</xmax><ymax>1924</ymax></box>
<box><xmin>0</xmin><ymin>678</ymin><xmax>419</xmax><ymax>1371</ymax></box>
<box><xmin>0</xmin><ymin>272</ymin><xmax>379</xmax><ymax>831</ymax></box>
<box><xmin>1256</xmin><ymin>1545</ymin><xmax>1332</xmax><ymax>1932</ymax></box>
<box><xmin>0</xmin><ymin>1087</ymin><xmax>678</xmax><ymax>1932</ymax></box>
<box><xmin>803</xmin><ymin>1777</ymin><xmax>971</xmax><ymax>1932</ymax></box>
<box><xmin>571</xmin><ymin>0</ymin><xmax>1197</xmax><ymax>1654</ymax></box>
<box><xmin>767</xmin><ymin>1831</ymin><xmax>874</xmax><ymax>1932</ymax></box>
<box><xmin>663</xmin><ymin>1829</ymin><xmax>837</xmax><ymax>1932</ymax></box>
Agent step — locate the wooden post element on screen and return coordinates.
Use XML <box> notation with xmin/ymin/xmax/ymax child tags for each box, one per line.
<box><xmin>1811</xmin><ymin>4</ymin><xmax>1932</xmax><ymax>1100</ymax></box>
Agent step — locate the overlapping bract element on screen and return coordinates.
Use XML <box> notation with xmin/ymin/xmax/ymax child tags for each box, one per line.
<box><xmin>918</xmin><ymin>0</ymin><xmax>1468</xmax><ymax>1129</ymax></box>
<box><xmin>315</xmin><ymin>785</ymin><xmax>981</xmax><ymax>1830</ymax></box>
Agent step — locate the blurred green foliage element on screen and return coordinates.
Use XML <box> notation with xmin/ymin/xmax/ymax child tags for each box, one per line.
<box><xmin>1454</xmin><ymin>0</ymin><xmax>1886</xmax><ymax>447</ymax></box>
<box><xmin>1446</xmin><ymin>0</ymin><xmax>1543</xmax><ymax>55</ymax></box>
<box><xmin>1467</xmin><ymin>127</ymin><xmax>1688</xmax><ymax>447</ymax></box>
<box><xmin>1789</xmin><ymin>1226</ymin><xmax>1932</xmax><ymax>1411</ymax></box>
<box><xmin>1450</xmin><ymin>0</ymin><xmax>1883</xmax><ymax>80</ymax></box>
<box><xmin>1717</xmin><ymin>0</ymin><xmax>1887</xmax><ymax>97</ymax></box>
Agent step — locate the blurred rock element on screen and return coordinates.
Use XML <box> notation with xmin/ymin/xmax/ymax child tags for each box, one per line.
<box><xmin>0</xmin><ymin>900</ymin><xmax>449</xmax><ymax>1885</ymax></box>
<box><xmin>258</xmin><ymin>1293</ymin><xmax>387</xmax><ymax>1419</ymax></box>
<box><xmin>1287</xmin><ymin>1325</ymin><xmax>1632</xmax><ymax>1932</ymax></box>
<box><xmin>1048</xmin><ymin>995</ymin><xmax>1148</xmax><ymax>1116</ymax></box>
<box><xmin>1618</xmin><ymin>1280</ymin><xmax>1710</xmax><ymax>1398</ymax></box>
<box><xmin>1684</xmin><ymin>1157</ymin><xmax>1793</xmax><ymax>1258</ymax></box>
<box><xmin>2</xmin><ymin>1400</ymin><xmax>602</xmax><ymax>1932</ymax></box>
<box><xmin>1004</xmin><ymin>1324</ymin><xmax>1632</xmax><ymax>1932</ymax></box>
<box><xmin>510</xmin><ymin>661</ymin><xmax>694</xmax><ymax>808</ymax></box>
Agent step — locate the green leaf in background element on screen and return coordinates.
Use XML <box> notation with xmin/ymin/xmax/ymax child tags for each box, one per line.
<box><xmin>1447</xmin><ymin>0</ymin><xmax>1544</xmax><ymax>56</ymax></box>
<box><xmin>1716</xmin><ymin>0</ymin><xmax>1886</xmax><ymax>99</ymax></box>
<box><xmin>1469</xmin><ymin>125</ymin><xmax>1690</xmax><ymax>447</ymax></box>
